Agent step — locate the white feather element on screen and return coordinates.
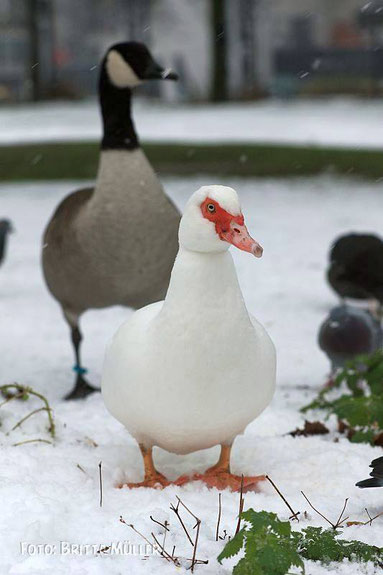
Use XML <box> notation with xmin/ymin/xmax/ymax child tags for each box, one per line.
<box><xmin>106</xmin><ymin>50</ymin><xmax>142</xmax><ymax>88</ymax></box>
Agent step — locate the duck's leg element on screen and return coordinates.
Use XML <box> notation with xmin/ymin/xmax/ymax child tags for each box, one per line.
<box><xmin>64</xmin><ymin>313</ymin><xmax>98</xmax><ymax>400</ymax></box>
<box><xmin>192</xmin><ymin>444</ymin><xmax>266</xmax><ymax>492</ymax></box>
<box><xmin>121</xmin><ymin>444</ymin><xmax>170</xmax><ymax>489</ymax></box>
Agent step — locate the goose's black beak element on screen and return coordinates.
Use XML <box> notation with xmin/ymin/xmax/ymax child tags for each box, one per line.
<box><xmin>144</xmin><ymin>61</ymin><xmax>178</xmax><ymax>81</ymax></box>
<box><xmin>161</xmin><ymin>69</ymin><xmax>178</xmax><ymax>80</ymax></box>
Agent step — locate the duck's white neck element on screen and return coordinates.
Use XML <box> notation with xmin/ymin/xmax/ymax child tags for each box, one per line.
<box><xmin>162</xmin><ymin>247</ymin><xmax>251</xmax><ymax>324</ymax></box>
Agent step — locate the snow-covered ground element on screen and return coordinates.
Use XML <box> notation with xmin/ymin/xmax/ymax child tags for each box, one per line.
<box><xmin>1</xmin><ymin>175</ymin><xmax>382</xmax><ymax>574</ymax></box>
<box><xmin>1</xmin><ymin>98</ymin><xmax>383</xmax><ymax>149</ymax></box>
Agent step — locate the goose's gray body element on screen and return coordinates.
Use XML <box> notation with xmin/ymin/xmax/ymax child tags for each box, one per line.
<box><xmin>43</xmin><ymin>150</ymin><xmax>180</xmax><ymax>319</ymax></box>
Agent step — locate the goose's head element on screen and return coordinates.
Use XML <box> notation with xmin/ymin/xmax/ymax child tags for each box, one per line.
<box><xmin>103</xmin><ymin>42</ymin><xmax>178</xmax><ymax>89</ymax></box>
<box><xmin>179</xmin><ymin>185</ymin><xmax>263</xmax><ymax>257</ymax></box>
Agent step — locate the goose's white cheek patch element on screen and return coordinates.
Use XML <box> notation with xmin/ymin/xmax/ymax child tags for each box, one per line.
<box><xmin>106</xmin><ymin>50</ymin><xmax>142</xmax><ymax>88</ymax></box>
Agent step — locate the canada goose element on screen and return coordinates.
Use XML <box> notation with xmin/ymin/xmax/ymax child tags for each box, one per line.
<box><xmin>43</xmin><ymin>42</ymin><xmax>180</xmax><ymax>400</ymax></box>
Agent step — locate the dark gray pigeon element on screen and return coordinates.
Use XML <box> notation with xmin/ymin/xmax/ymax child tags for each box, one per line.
<box><xmin>356</xmin><ymin>456</ymin><xmax>383</xmax><ymax>488</ymax></box>
<box><xmin>318</xmin><ymin>304</ymin><xmax>383</xmax><ymax>371</ymax></box>
<box><xmin>0</xmin><ymin>219</ymin><xmax>13</xmax><ymax>266</ymax></box>
<box><xmin>328</xmin><ymin>233</ymin><xmax>383</xmax><ymax>303</ymax></box>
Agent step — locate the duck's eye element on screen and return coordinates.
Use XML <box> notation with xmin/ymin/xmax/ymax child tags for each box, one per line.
<box><xmin>207</xmin><ymin>203</ymin><xmax>215</xmax><ymax>213</ymax></box>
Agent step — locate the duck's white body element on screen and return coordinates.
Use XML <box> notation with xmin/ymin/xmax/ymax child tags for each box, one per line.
<box><xmin>102</xmin><ymin>185</ymin><xmax>276</xmax><ymax>457</ymax></box>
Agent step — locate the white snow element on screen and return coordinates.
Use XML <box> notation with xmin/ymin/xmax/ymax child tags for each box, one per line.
<box><xmin>1</xmin><ymin>98</ymin><xmax>383</xmax><ymax>149</ymax></box>
<box><xmin>0</xmin><ymin>175</ymin><xmax>382</xmax><ymax>574</ymax></box>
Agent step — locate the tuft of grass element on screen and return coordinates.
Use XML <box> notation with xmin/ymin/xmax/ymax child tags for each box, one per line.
<box><xmin>1</xmin><ymin>141</ymin><xmax>383</xmax><ymax>180</ymax></box>
<box><xmin>0</xmin><ymin>383</ymin><xmax>55</xmax><ymax>440</ymax></box>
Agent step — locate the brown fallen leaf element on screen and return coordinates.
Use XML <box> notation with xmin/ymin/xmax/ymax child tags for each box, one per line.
<box><xmin>289</xmin><ymin>420</ymin><xmax>329</xmax><ymax>437</ymax></box>
<box><xmin>346</xmin><ymin>521</ymin><xmax>364</xmax><ymax>527</ymax></box>
<box><xmin>373</xmin><ymin>432</ymin><xmax>383</xmax><ymax>447</ymax></box>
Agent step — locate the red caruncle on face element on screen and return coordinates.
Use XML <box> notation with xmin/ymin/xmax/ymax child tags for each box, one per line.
<box><xmin>200</xmin><ymin>197</ymin><xmax>263</xmax><ymax>257</ymax></box>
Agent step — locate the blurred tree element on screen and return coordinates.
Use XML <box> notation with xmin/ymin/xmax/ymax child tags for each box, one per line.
<box><xmin>211</xmin><ymin>0</ymin><xmax>227</xmax><ymax>101</ymax></box>
<box><xmin>27</xmin><ymin>0</ymin><xmax>39</xmax><ymax>100</ymax></box>
<box><xmin>239</xmin><ymin>0</ymin><xmax>256</xmax><ymax>97</ymax></box>
<box><xmin>26</xmin><ymin>0</ymin><xmax>55</xmax><ymax>100</ymax></box>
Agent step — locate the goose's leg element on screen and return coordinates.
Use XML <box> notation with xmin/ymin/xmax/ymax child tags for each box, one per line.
<box><xmin>121</xmin><ymin>445</ymin><xmax>170</xmax><ymax>489</ymax></box>
<box><xmin>192</xmin><ymin>443</ymin><xmax>266</xmax><ymax>492</ymax></box>
<box><xmin>64</xmin><ymin>312</ymin><xmax>98</xmax><ymax>400</ymax></box>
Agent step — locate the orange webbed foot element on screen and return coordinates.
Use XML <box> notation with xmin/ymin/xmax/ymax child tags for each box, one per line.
<box><xmin>118</xmin><ymin>472</ymin><xmax>170</xmax><ymax>489</ymax></box>
<box><xmin>173</xmin><ymin>469</ymin><xmax>266</xmax><ymax>492</ymax></box>
<box><xmin>192</xmin><ymin>469</ymin><xmax>266</xmax><ymax>492</ymax></box>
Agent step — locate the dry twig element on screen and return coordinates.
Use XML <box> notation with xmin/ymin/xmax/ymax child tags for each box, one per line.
<box><xmin>191</xmin><ymin>518</ymin><xmax>201</xmax><ymax>573</ymax></box>
<box><xmin>120</xmin><ymin>515</ymin><xmax>164</xmax><ymax>560</ymax></box>
<box><xmin>362</xmin><ymin>508</ymin><xmax>383</xmax><ymax>526</ymax></box>
<box><xmin>170</xmin><ymin>499</ymin><xmax>194</xmax><ymax>546</ymax></box>
<box><xmin>301</xmin><ymin>492</ymin><xmax>349</xmax><ymax>530</ymax></box>
<box><xmin>13</xmin><ymin>438</ymin><xmax>52</xmax><ymax>446</ymax></box>
<box><xmin>234</xmin><ymin>475</ymin><xmax>245</xmax><ymax>536</ymax></box>
<box><xmin>266</xmin><ymin>475</ymin><xmax>300</xmax><ymax>521</ymax></box>
<box><xmin>215</xmin><ymin>492</ymin><xmax>222</xmax><ymax>541</ymax></box>
<box><xmin>174</xmin><ymin>496</ymin><xmax>203</xmax><ymax>573</ymax></box>
<box><xmin>121</xmin><ymin>499</ymin><xmax>208</xmax><ymax>571</ymax></box>
<box><xmin>150</xmin><ymin>515</ymin><xmax>170</xmax><ymax>532</ymax></box>
<box><xmin>151</xmin><ymin>532</ymin><xmax>179</xmax><ymax>565</ymax></box>
<box><xmin>98</xmin><ymin>461</ymin><xmax>103</xmax><ymax>508</ymax></box>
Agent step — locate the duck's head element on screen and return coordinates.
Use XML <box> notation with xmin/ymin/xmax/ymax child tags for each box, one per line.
<box><xmin>179</xmin><ymin>185</ymin><xmax>263</xmax><ymax>257</ymax></box>
<box><xmin>103</xmin><ymin>42</ymin><xmax>178</xmax><ymax>89</ymax></box>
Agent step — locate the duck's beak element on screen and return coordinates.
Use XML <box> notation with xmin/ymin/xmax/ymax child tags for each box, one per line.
<box><xmin>220</xmin><ymin>221</ymin><xmax>263</xmax><ymax>257</ymax></box>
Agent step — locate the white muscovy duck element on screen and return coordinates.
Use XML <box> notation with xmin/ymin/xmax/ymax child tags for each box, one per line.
<box><xmin>102</xmin><ymin>185</ymin><xmax>276</xmax><ymax>491</ymax></box>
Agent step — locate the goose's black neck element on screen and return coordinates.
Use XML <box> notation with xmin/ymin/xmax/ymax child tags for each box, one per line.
<box><xmin>99</xmin><ymin>67</ymin><xmax>139</xmax><ymax>151</ymax></box>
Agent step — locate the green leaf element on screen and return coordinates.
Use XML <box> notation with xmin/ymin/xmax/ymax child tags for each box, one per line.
<box><xmin>218</xmin><ymin>510</ymin><xmax>303</xmax><ymax>575</ymax></box>
<box><xmin>300</xmin><ymin>396</ymin><xmax>330</xmax><ymax>413</ymax></box>
<box><xmin>299</xmin><ymin>526</ymin><xmax>383</xmax><ymax>565</ymax></box>
<box><xmin>217</xmin><ymin>529</ymin><xmax>245</xmax><ymax>563</ymax></box>
<box><xmin>331</xmin><ymin>394</ymin><xmax>383</xmax><ymax>428</ymax></box>
<box><xmin>218</xmin><ymin>509</ymin><xmax>383</xmax><ymax>575</ymax></box>
<box><xmin>300</xmin><ymin>349</ymin><xmax>383</xmax><ymax>441</ymax></box>
<box><xmin>242</xmin><ymin>509</ymin><xmax>280</xmax><ymax>529</ymax></box>
<box><xmin>350</xmin><ymin>429</ymin><xmax>376</xmax><ymax>444</ymax></box>
<box><xmin>233</xmin><ymin>556</ymin><xmax>263</xmax><ymax>575</ymax></box>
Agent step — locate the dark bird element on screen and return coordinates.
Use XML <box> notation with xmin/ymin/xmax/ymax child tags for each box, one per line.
<box><xmin>42</xmin><ymin>42</ymin><xmax>180</xmax><ymax>400</ymax></box>
<box><xmin>356</xmin><ymin>456</ymin><xmax>383</xmax><ymax>488</ymax></box>
<box><xmin>318</xmin><ymin>304</ymin><xmax>383</xmax><ymax>370</ymax></box>
<box><xmin>0</xmin><ymin>219</ymin><xmax>13</xmax><ymax>266</ymax></box>
<box><xmin>328</xmin><ymin>233</ymin><xmax>383</xmax><ymax>303</ymax></box>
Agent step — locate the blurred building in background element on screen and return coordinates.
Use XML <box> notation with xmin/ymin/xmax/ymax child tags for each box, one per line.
<box><xmin>1</xmin><ymin>0</ymin><xmax>383</xmax><ymax>103</ymax></box>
